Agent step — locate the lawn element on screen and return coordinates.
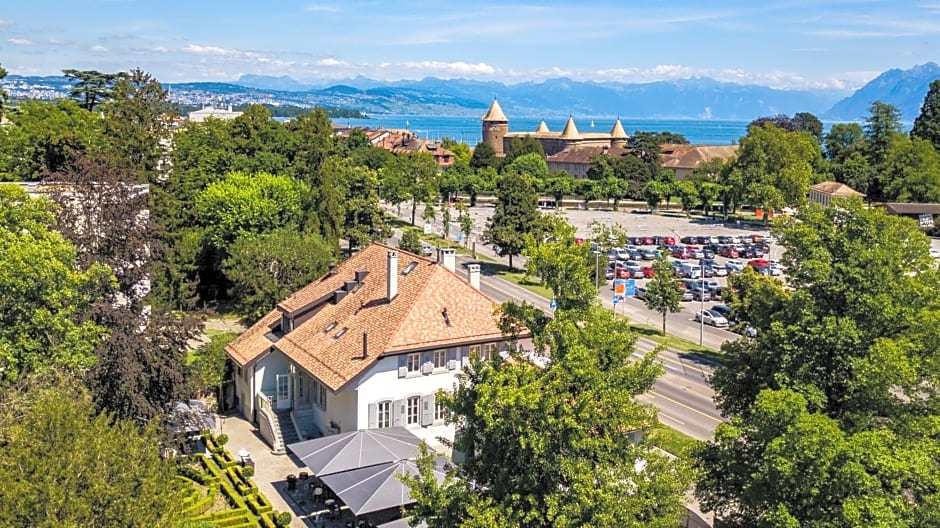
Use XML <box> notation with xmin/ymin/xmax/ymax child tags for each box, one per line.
<box><xmin>628</xmin><ymin>324</ymin><xmax>724</xmax><ymax>364</ymax></box>
<box><xmin>647</xmin><ymin>425</ymin><xmax>703</xmax><ymax>459</ymax></box>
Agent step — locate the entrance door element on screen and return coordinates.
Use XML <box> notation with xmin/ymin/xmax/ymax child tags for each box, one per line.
<box><xmin>276</xmin><ymin>374</ymin><xmax>291</xmax><ymax>410</ymax></box>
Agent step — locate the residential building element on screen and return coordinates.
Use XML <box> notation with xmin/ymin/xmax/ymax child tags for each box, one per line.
<box><xmin>187</xmin><ymin>105</ymin><xmax>243</xmax><ymax>123</ymax></box>
<box><xmin>808</xmin><ymin>181</ymin><xmax>864</xmax><ymax>207</ymax></box>
<box><xmin>882</xmin><ymin>202</ymin><xmax>940</xmax><ymax>227</ymax></box>
<box><xmin>225</xmin><ymin>243</ymin><xmax>529</xmax><ymax>454</ymax></box>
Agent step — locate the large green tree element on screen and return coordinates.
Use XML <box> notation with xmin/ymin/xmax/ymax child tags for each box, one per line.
<box><xmin>484</xmin><ymin>171</ymin><xmax>539</xmax><ymax>271</ymax></box>
<box><xmin>469</xmin><ymin>141</ymin><xmax>497</xmax><ymax>171</ymax></box>
<box><xmin>0</xmin><ymin>375</ymin><xmax>186</xmax><ymax>526</ymax></box>
<box><xmin>863</xmin><ymin>101</ymin><xmax>904</xmax><ymax>200</ymax></box>
<box><xmin>195</xmin><ymin>171</ymin><xmax>308</xmax><ymax>249</ymax></box>
<box><xmin>882</xmin><ymin>136</ymin><xmax>940</xmax><ymax>203</ymax></box>
<box><xmin>912</xmin><ymin>79</ymin><xmax>940</xmax><ymax>152</ymax></box>
<box><xmin>524</xmin><ymin>216</ymin><xmax>596</xmax><ymax>311</ymax></box>
<box><xmin>222</xmin><ymin>228</ymin><xmax>335</xmax><ymax>320</ymax></box>
<box><xmin>696</xmin><ymin>199</ymin><xmax>940</xmax><ymax>526</ymax></box>
<box><xmin>502</xmin><ymin>135</ymin><xmax>545</xmax><ymax>168</ymax></box>
<box><xmin>62</xmin><ymin>69</ymin><xmax>119</xmax><ymax>111</ymax></box>
<box><xmin>103</xmin><ymin>68</ymin><xmax>170</xmax><ymax>175</ymax></box>
<box><xmin>404</xmin><ymin>304</ymin><xmax>691</xmax><ymax>528</ymax></box>
<box><xmin>824</xmin><ymin>122</ymin><xmax>865</xmax><ymax>163</ymax></box>
<box><xmin>0</xmin><ymin>184</ymin><xmax>112</xmax><ymax>382</ymax></box>
<box><xmin>338</xmin><ymin>161</ymin><xmax>388</xmax><ymax>254</ymax></box>
<box><xmin>382</xmin><ymin>152</ymin><xmax>440</xmax><ymax>225</ymax></box>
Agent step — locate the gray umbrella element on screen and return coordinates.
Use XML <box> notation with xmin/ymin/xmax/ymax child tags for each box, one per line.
<box><xmin>287</xmin><ymin>427</ymin><xmax>424</xmax><ymax>476</ymax></box>
<box><xmin>319</xmin><ymin>458</ymin><xmax>448</xmax><ymax>516</ymax></box>
<box><xmin>377</xmin><ymin>518</ymin><xmax>428</xmax><ymax>528</ymax></box>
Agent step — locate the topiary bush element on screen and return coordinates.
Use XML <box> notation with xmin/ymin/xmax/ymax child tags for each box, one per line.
<box><xmin>274</xmin><ymin>511</ymin><xmax>292</xmax><ymax>527</ymax></box>
<box><xmin>216</xmin><ymin>433</ymin><xmax>229</xmax><ymax>446</ymax></box>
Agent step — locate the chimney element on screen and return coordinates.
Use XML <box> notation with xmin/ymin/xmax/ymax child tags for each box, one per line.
<box><xmin>327</xmin><ymin>262</ymin><xmax>337</xmax><ymax>276</ymax></box>
<box><xmin>362</xmin><ymin>332</ymin><xmax>368</xmax><ymax>359</ymax></box>
<box><xmin>387</xmin><ymin>250</ymin><xmax>399</xmax><ymax>301</ymax></box>
<box><xmin>441</xmin><ymin>248</ymin><xmax>456</xmax><ymax>273</ymax></box>
<box><xmin>468</xmin><ymin>264</ymin><xmax>481</xmax><ymax>290</ymax></box>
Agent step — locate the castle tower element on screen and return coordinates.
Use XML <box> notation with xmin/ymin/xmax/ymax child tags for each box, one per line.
<box><xmin>481</xmin><ymin>99</ymin><xmax>509</xmax><ymax>155</ymax></box>
<box><xmin>609</xmin><ymin>118</ymin><xmax>628</xmax><ymax>148</ymax></box>
<box><xmin>535</xmin><ymin>120</ymin><xmax>550</xmax><ymax>134</ymax></box>
<box><xmin>559</xmin><ymin>116</ymin><xmax>582</xmax><ymax>141</ymax></box>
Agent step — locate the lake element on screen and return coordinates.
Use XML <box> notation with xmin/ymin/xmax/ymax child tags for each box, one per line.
<box><xmin>330</xmin><ymin>114</ymin><xmax>752</xmax><ymax>146</ymax></box>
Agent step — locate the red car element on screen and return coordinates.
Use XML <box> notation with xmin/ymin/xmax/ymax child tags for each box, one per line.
<box><xmin>719</xmin><ymin>246</ymin><xmax>739</xmax><ymax>258</ymax></box>
<box><xmin>642</xmin><ymin>266</ymin><xmax>655</xmax><ymax>278</ymax></box>
<box><xmin>748</xmin><ymin>258</ymin><xmax>770</xmax><ymax>268</ymax></box>
<box><xmin>671</xmin><ymin>247</ymin><xmax>691</xmax><ymax>259</ymax></box>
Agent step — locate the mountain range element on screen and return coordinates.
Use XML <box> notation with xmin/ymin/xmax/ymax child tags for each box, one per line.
<box><xmin>4</xmin><ymin>63</ymin><xmax>940</xmax><ymax>122</ymax></box>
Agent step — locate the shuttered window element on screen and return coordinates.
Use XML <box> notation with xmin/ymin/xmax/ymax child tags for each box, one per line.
<box><xmin>406</xmin><ymin>396</ymin><xmax>420</xmax><ymax>425</ymax></box>
<box><xmin>376</xmin><ymin>400</ymin><xmax>391</xmax><ymax>428</ymax></box>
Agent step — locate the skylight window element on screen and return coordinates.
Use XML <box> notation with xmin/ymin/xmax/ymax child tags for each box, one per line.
<box><xmin>324</xmin><ymin>322</ymin><xmax>338</xmax><ymax>333</ymax></box>
<box><xmin>402</xmin><ymin>261</ymin><xmax>418</xmax><ymax>276</ymax></box>
<box><xmin>333</xmin><ymin>327</ymin><xmax>348</xmax><ymax>339</ymax></box>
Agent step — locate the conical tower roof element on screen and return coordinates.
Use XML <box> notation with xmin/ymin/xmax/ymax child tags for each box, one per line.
<box><xmin>559</xmin><ymin>116</ymin><xmax>582</xmax><ymax>140</ymax></box>
<box><xmin>609</xmin><ymin>118</ymin><xmax>628</xmax><ymax>139</ymax></box>
<box><xmin>535</xmin><ymin>120</ymin><xmax>550</xmax><ymax>133</ymax></box>
<box><xmin>482</xmin><ymin>99</ymin><xmax>508</xmax><ymax>122</ymax></box>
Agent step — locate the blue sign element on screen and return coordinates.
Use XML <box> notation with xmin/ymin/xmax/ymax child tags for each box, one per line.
<box><xmin>550</xmin><ymin>298</ymin><xmax>557</xmax><ymax>310</ymax></box>
<box><xmin>456</xmin><ymin>232</ymin><xmax>463</xmax><ymax>242</ymax></box>
<box><xmin>613</xmin><ymin>279</ymin><xmax>626</xmax><ymax>304</ymax></box>
<box><xmin>625</xmin><ymin>279</ymin><xmax>636</xmax><ymax>297</ymax></box>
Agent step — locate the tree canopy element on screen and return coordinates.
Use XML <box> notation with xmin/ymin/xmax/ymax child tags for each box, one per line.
<box><xmin>484</xmin><ymin>172</ymin><xmax>539</xmax><ymax>270</ymax></box>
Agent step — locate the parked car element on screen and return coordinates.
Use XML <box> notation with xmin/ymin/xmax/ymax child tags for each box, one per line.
<box><xmin>704</xmin><ymin>279</ymin><xmax>721</xmax><ymax>295</ymax></box>
<box><xmin>717</xmin><ymin>235</ymin><xmax>733</xmax><ymax>244</ymax></box>
<box><xmin>683</xmin><ymin>279</ymin><xmax>711</xmax><ymax>301</ymax></box>
<box><xmin>671</xmin><ymin>246</ymin><xmax>692</xmax><ymax>259</ymax></box>
<box><xmin>622</xmin><ymin>260</ymin><xmax>645</xmax><ymax>278</ymax></box>
<box><xmin>679</xmin><ymin>288</ymin><xmax>694</xmax><ymax>302</ymax></box>
<box><xmin>694</xmin><ymin>309</ymin><xmax>729</xmax><ymax>327</ymax></box>
<box><xmin>726</xmin><ymin>260</ymin><xmax>745</xmax><ymax>273</ymax></box>
<box><xmin>640</xmin><ymin>248</ymin><xmax>659</xmax><ymax>260</ymax></box>
<box><xmin>604</xmin><ymin>263</ymin><xmax>616</xmax><ymax>280</ymax></box>
<box><xmin>608</xmin><ymin>247</ymin><xmax>630</xmax><ymax>261</ymax></box>
<box><xmin>679</xmin><ymin>262</ymin><xmax>702</xmax><ymax>279</ymax></box>
<box><xmin>642</xmin><ymin>266</ymin><xmax>655</xmax><ymax>278</ymax></box>
<box><xmin>635</xmin><ymin>286</ymin><xmax>648</xmax><ymax>300</ymax></box>
<box><xmin>719</xmin><ymin>246</ymin><xmax>739</xmax><ymax>258</ymax></box>
<box><xmin>748</xmin><ymin>258</ymin><xmax>770</xmax><ymax>269</ymax></box>
<box><xmin>711</xmin><ymin>304</ymin><xmax>733</xmax><ymax>319</ymax></box>
<box><xmin>420</xmin><ymin>242</ymin><xmax>434</xmax><ymax>256</ymax></box>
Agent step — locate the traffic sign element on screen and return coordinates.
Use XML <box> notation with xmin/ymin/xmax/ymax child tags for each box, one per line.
<box><xmin>550</xmin><ymin>298</ymin><xmax>557</xmax><ymax>310</ymax></box>
<box><xmin>613</xmin><ymin>279</ymin><xmax>626</xmax><ymax>304</ymax></box>
<box><xmin>625</xmin><ymin>278</ymin><xmax>636</xmax><ymax>297</ymax></box>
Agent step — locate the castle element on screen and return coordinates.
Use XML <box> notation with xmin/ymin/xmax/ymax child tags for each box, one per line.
<box><xmin>481</xmin><ymin>99</ymin><xmax>629</xmax><ymax>157</ymax></box>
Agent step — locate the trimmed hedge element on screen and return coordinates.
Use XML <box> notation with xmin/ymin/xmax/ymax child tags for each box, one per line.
<box><xmin>183</xmin><ymin>487</ymin><xmax>217</xmax><ymax>517</ymax></box>
<box><xmin>259</xmin><ymin>512</ymin><xmax>278</xmax><ymax>528</ymax></box>
<box><xmin>213</xmin><ymin>449</ymin><xmax>237</xmax><ymax>469</ymax></box>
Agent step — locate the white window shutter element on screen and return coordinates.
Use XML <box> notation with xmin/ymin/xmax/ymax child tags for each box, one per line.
<box><xmin>447</xmin><ymin>359</ymin><xmax>457</xmax><ymax>370</ymax></box>
<box><xmin>398</xmin><ymin>366</ymin><xmax>408</xmax><ymax>378</ymax></box>
<box><xmin>421</xmin><ymin>394</ymin><xmax>434</xmax><ymax>426</ymax></box>
<box><xmin>421</xmin><ymin>362</ymin><xmax>433</xmax><ymax>375</ymax></box>
<box><xmin>368</xmin><ymin>403</ymin><xmax>377</xmax><ymax>429</ymax></box>
<box><xmin>393</xmin><ymin>399</ymin><xmax>405</xmax><ymax>426</ymax></box>
<box><xmin>398</xmin><ymin>356</ymin><xmax>407</xmax><ymax>378</ymax></box>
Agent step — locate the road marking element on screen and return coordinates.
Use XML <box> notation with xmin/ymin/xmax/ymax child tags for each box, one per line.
<box><xmin>631</xmin><ymin>349</ymin><xmax>711</xmax><ymax>378</ymax></box>
<box><xmin>657</xmin><ymin>411</ymin><xmax>685</xmax><ymax>426</ymax></box>
<box><xmin>648</xmin><ymin>390</ymin><xmax>724</xmax><ymax>423</ymax></box>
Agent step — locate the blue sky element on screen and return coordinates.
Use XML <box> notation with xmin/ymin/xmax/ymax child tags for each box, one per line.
<box><xmin>1</xmin><ymin>0</ymin><xmax>938</xmax><ymax>90</ymax></box>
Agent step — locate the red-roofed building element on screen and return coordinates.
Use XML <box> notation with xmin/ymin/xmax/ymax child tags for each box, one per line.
<box><xmin>226</xmin><ymin>243</ymin><xmax>529</xmax><ymax>453</ymax></box>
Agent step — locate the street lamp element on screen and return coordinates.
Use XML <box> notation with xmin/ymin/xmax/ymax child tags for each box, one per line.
<box><xmin>699</xmin><ymin>257</ymin><xmax>705</xmax><ymax>347</ymax></box>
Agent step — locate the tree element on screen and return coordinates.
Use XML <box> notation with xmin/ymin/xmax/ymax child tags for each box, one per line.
<box><xmin>441</xmin><ymin>137</ymin><xmax>472</xmax><ymax>167</ymax></box>
<box><xmin>824</xmin><ymin>122</ymin><xmax>866</xmax><ymax>163</ymax></box>
<box><xmin>469</xmin><ymin>141</ymin><xmax>497</xmax><ymax>171</ymax></box>
<box><xmin>830</xmin><ymin>151</ymin><xmax>874</xmax><ymax>197</ymax></box>
<box><xmin>696</xmin><ymin>200</ymin><xmax>940</xmax><ymax>525</ymax></box>
<box><xmin>628</xmin><ymin>131</ymin><xmax>664</xmax><ymax>175</ymax></box>
<box><xmin>524</xmin><ymin>216</ymin><xmax>597</xmax><ymax>311</ymax></box>
<box><xmin>863</xmin><ymin>101</ymin><xmax>904</xmax><ymax>198</ymax></box>
<box><xmin>541</xmin><ymin>169</ymin><xmax>574</xmax><ymax>207</ymax></box>
<box><xmin>502</xmin><ymin>135</ymin><xmax>545</xmax><ymax>168</ymax></box>
<box><xmin>62</xmin><ymin>69</ymin><xmax>119</xmax><ymax>111</ymax></box>
<box><xmin>404</xmin><ymin>304</ymin><xmax>690</xmax><ymax>528</ymax></box>
<box><xmin>882</xmin><ymin>136</ymin><xmax>940</xmax><ymax>203</ymax></box>
<box><xmin>0</xmin><ymin>184</ymin><xmax>113</xmax><ymax>382</ymax></box>
<box><xmin>188</xmin><ymin>332</ymin><xmax>237</xmax><ymax>409</ymax></box>
<box><xmin>642</xmin><ymin>180</ymin><xmax>669</xmax><ymax>210</ymax></box>
<box><xmin>222</xmin><ymin>228</ymin><xmax>335</xmax><ymax>320</ymax></box>
<box><xmin>339</xmin><ymin>162</ymin><xmax>388</xmax><ymax>254</ymax></box>
<box><xmin>644</xmin><ymin>252</ymin><xmax>683</xmax><ymax>335</ymax></box>
<box><xmin>195</xmin><ymin>171</ymin><xmax>308</xmax><ymax>249</ymax></box>
<box><xmin>45</xmin><ymin>156</ymin><xmax>154</xmax><ymax>301</ymax></box>
<box><xmin>384</xmin><ymin>152</ymin><xmax>440</xmax><ymax>225</ymax></box>
<box><xmin>484</xmin><ymin>172</ymin><xmax>539</xmax><ymax>271</ymax></box>
<box><xmin>0</xmin><ymin>374</ymin><xmax>186</xmax><ymax>526</ymax></box>
<box><xmin>398</xmin><ymin>228</ymin><xmax>425</xmax><ymax>255</ymax></box>
<box><xmin>0</xmin><ymin>99</ymin><xmax>108</xmax><ymax>180</ymax></box>
<box><xmin>912</xmin><ymin>79</ymin><xmax>940</xmax><ymax>152</ymax></box>
<box><xmin>441</xmin><ymin>203</ymin><xmax>452</xmax><ymax>240</ymax></box>
<box><xmin>504</xmin><ymin>151</ymin><xmax>548</xmax><ymax>182</ymax></box>
<box><xmin>86</xmin><ymin>305</ymin><xmax>199</xmax><ymax>423</ymax></box>
<box><xmin>0</xmin><ymin>63</ymin><xmax>7</xmax><ymax>116</ymax></box>
<box><xmin>734</xmin><ymin>122</ymin><xmax>822</xmax><ymax>214</ymax></box>
<box><xmin>793</xmin><ymin>111</ymin><xmax>824</xmax><ymax>142</ymax></box>
<box><xmin>103</xmin><ymin>68</ymin><xmax>171</xmax><ymax>175</ymax></box>
<box><xmin>674</xmin><ymin>180</ymin><xmax>698</xmax><ymax>215</ymax></box>
<box><xmin>456</xmin><ymin>201</ymin><xmax>474</xmax><ymax>246</ymax></box>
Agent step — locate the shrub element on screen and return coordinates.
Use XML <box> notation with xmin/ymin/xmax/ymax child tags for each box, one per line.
<box><xmin>274</xmin><ymin>511</ymin><xmax>292</xmax><ymax>527</ymax></box>
<box><xmin>241</xmin><ymin>465</ymin><xmax>254</xmax><ymax>478</ymax></box>
<box><xmin>216</xmin><ymin>433</ymin><xmax>229</xmax><ymax>446</ymax></box>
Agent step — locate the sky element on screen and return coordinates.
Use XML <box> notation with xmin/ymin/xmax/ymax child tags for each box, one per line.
<box><xmin>0</xmin><ymin>0</ymin><xmax>938</xmax><ymax>90</ymax></box>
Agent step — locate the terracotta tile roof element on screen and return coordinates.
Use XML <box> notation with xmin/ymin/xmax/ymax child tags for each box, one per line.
<box><xmin>546</xmin><ymin>146</ymin><xmax>629</xmax><ymax>164</ymax></box>
<box><xmin>810</xmin><ymin>181</ymin><xmax>863</xmax><ymax>196</ymax></box>
<box><xmin>225</xmin><ymin>243</ymin><xmax>508</xmax><ymax>391</ymax></box>
<box><xmin>660</xmin><ymin>144</ymin><xmax>739</xmax><ymax>170</ymax></box>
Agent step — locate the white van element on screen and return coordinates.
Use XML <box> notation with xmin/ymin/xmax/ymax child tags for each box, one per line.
<box><xmin>679</xmin><ymin>262</ymin><xmax>702</xmax><ymax>279</ymax></box>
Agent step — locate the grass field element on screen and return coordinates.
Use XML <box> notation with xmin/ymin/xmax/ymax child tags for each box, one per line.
<box><xmin>647</xmin><ymin>425</ymin><xmax>703</xmax><ymax>459</ymax></box>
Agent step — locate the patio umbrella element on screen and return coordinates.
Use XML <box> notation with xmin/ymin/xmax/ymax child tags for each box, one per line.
<box><xmin>287</xmin><ymin>427</ymin><xmax>424</xmax><ymax>476</ymax></box>
<box><xmin>377</xmin><ymin>518</ymin><xmax>428</xmax><ymax>528</ymax></box>
<box><xmin>319</xmin><ymin>458</ymin><xmax>449</xmax><ymax>516</ymax></box>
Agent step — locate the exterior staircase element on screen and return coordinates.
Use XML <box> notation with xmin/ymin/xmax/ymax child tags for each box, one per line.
<box><xmin>272</xmin><ymin>409</ymin><xmax>299</xmax><ymax>454</ymax></box>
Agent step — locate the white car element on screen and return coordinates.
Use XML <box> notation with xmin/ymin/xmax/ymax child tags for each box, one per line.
<box><xmin>420</xmin><ymin>243</ymin><xmax>434</xmax><ymax>256</ymax></box>
<box><xmin>725</xmin><ymin>260</ymin><xmax>745</xmax><ymax>273</ymax></box>
<box><xmin>694</xmin><ymin>309</ymin><xmax>729</xmax><ymax>328</ymax></box>
<box><xmin>769</xmin><ymin>260</ymin><xmax>784</xmax><ymax>276</ymax></box>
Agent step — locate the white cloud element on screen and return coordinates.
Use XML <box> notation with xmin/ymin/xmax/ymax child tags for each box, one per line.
<box><xmin>315</xmin><ymin>57</ymin><xmax>346</xmax><ymax>67</ymax></box>
<box><xmin>182</xmin><ymin>44</ymin><xmax>235</xmax><ymax>56</ymax></box>
<box><xmin>90</xmin><ymin>45</ymin><xmax>108</xmax><ymax>53</ymax></box>
<box><xmin>0</xmin><ymin>18</ymin><xmax>13</xmax><ymax>27</ymax></box>
<box><xmin>7</xmin><ymin>37</ymin><xmax>34</xmax><ymax>46</ymax></box>
<box><xmin>152</xmin><ymin>46</ymin><xmax>168</xmax><ymax>53</ymax></box>
<box><xmin>392</xmin><ymin>61</ymin><xmax>496</xmax><ymax>76</ymax></box>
